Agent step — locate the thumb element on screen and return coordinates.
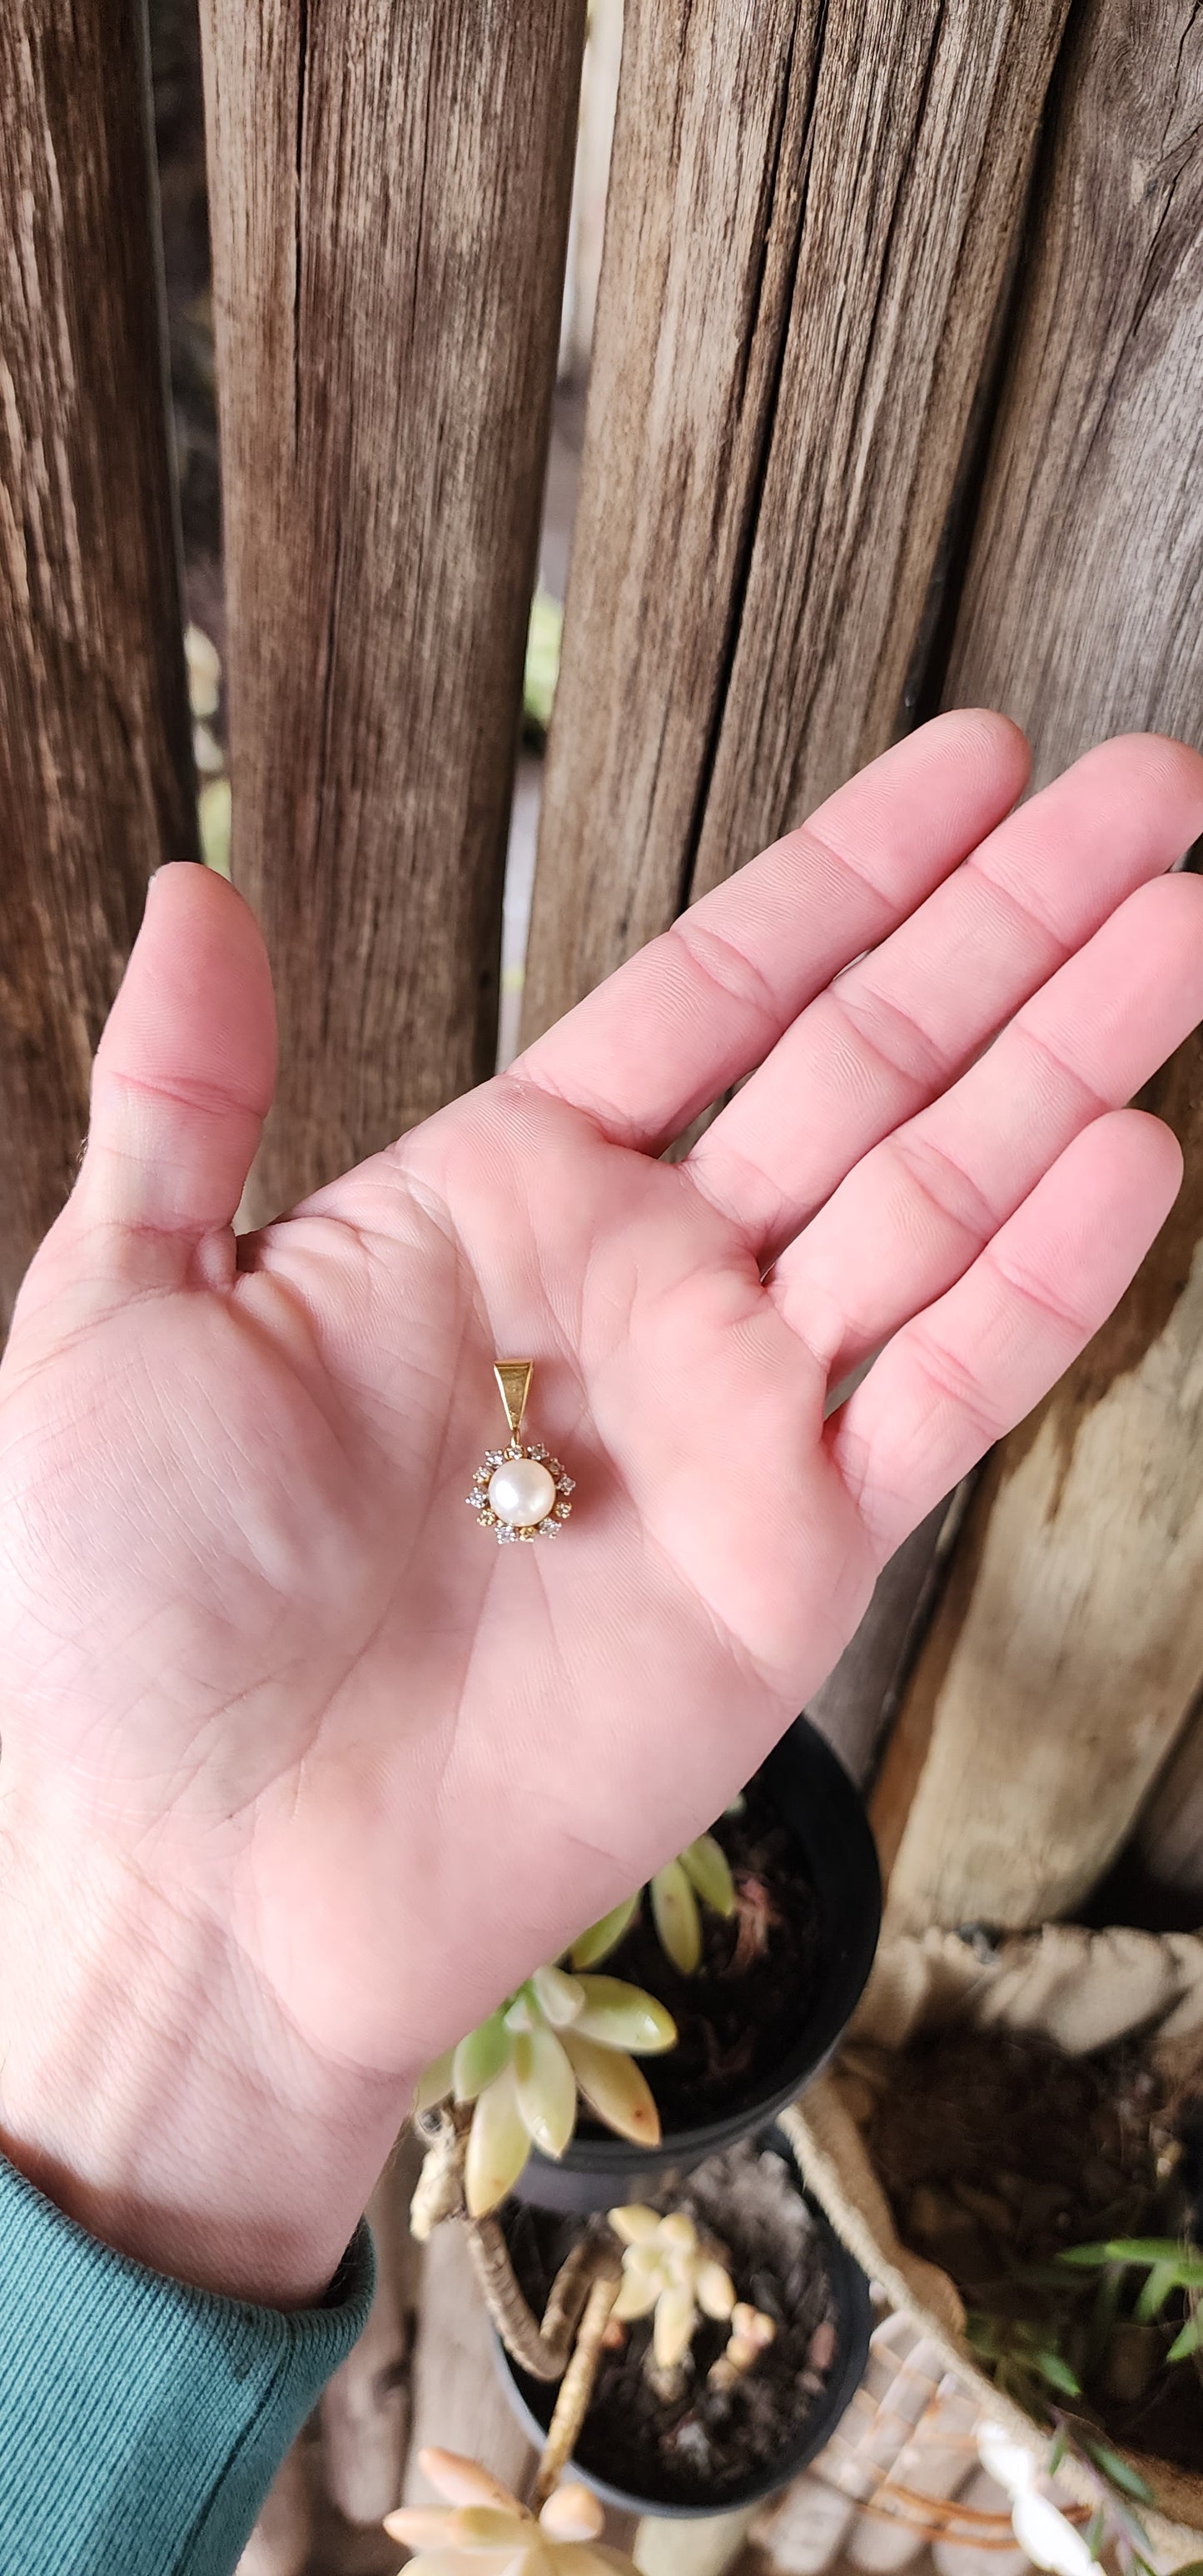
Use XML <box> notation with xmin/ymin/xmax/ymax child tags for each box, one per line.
<box><xmin>76</xmin><ymin>863</ymin><xmax>276</xmax><ymax>1243</ymax></box>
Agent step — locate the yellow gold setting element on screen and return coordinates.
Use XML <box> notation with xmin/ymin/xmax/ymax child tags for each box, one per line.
<box><xmin>466</xmin><ymin>1361</ymin><xmax>575</xmax><ymax>1545</ymax></box>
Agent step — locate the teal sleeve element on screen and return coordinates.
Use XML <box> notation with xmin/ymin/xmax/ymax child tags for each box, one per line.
<box><xmin>0</xmin><ymin>2150</ymin><xmax>375</xmax><ymax>2574</ymax></box>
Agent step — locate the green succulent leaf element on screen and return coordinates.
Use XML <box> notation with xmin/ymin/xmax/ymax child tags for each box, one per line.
<box><xmin>1135</xmin><ymin>2259</ymin><xmax>1182</xmax><ymax>2321</ymax></box>
<box><xmin>1077</xmin><ymin>2439</ymin><xmax>1156</xmax><ymax>2505</ymax></box>
<box><xmin>1034</xmin><ymin>2350</ymin><xmax>1081</xmax><ymax>2397</ymax></box>
<box><xmin>414</xmin><ymin>2049</ymin><xmax>455</xmax><ymax>2114</ymax></box>
<box><xmin>608</xmin><ymin>2205</ymin><xmax>660</xmax><ymax>2245</ymax></box>
<box><xmin>679</xmin><ymin>1832</ymin><xmax>736</xmax><ymax>1917</ymax></box>
<box><xmin>650</xmin><ymin>1860</ymin><xmax>702</xmax><ymax>1975</ymax></box>
<box><xmin>465</xmin><ymin>2062</ymin><xmax>532</xmax><ymax>2215</ymax></box>
<box><xmin>453</xmin><ymin>2012</ymin><xmax>511</xmax><ymax>2104</ymax></box>
<box><xmin>448</xmin><ymin>2506</ymin><xmax>529</xmax><ymax>2550</ymax></box>
<box><xmin>1166</xmin><ymin>2311</ymin><xmax>1203</xmax><ymax>2364</ymax></box>
<box><xmin>1060</xmin><ymin>2238</ymin><xmax>1181</xmax><ymax>2268</ymax></box>
<box><xmin>613</xmin><ymin>2268</ymin><xmax>659</xmax><ymax>2322</ymax></box>
<box><xmin>1086</xmin><ymin>2509</ymin><xmax>1106</xmax><ymax>2564</ymax></box>
<box><xmin>571</xmin><ymin>1975</ymin><xmax>677</xmax><ymax>2054</ymax></box>
<box><xmin>531</xmin><ymin>1962</ymin><xmax>585</xmax><ymax>2026</ymax></box>
<box><xmin>569</xmin><ymin>1897</ymin><xmax>640</xmax><ymax>1972</ymax></box>
<box><xmin>653</xmin><ymin>2280</ymin><xmax>696</xmax><ymax>2371</ymax></box>
<box><xmin>561</xmin><ymin>2031</ymin><xmax>662</xmax><ymax>2146</ymax></box>
<box><xmin>513</xmin><ymin>2022</ymin><xmax>578</xmax><ymax>2159</ymax></box>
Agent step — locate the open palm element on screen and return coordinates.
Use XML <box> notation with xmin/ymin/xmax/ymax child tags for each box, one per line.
<box><xmin>2</xmin><ymin>710</ymin><xmax>1202</xmax><ymax>2297</ymax></box>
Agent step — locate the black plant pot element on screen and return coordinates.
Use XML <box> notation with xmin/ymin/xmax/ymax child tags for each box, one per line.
<box><xmin>497</xmin><ymin>2130</ymin><xmax>873</xmax><ymax>2519</ymax></box>
<box><xmin>514</xmin><ymin>1715</ymin><xmax>881</xmax><ymax>2215</ymax></box>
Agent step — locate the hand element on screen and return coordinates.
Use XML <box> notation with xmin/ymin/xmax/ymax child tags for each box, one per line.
<box><xmin>1</xmin><ymin>711</ymin><xmax>1201</xmax><ymax>2304</ymax></box>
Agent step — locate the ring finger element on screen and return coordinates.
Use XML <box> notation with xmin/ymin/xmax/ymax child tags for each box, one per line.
<box><xmin>769</xmin><ymin>870</ymin><xmax>1203</xmax><ymax>1379</ymax></box>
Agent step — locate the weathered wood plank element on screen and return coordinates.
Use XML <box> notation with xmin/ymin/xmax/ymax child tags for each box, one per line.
<box><xmin>404</xmin><ymin>2216</ymin><xmax>534</xmax><ymax>2506</ymax></box>
<box><xmin>200</xmin><ymin>0</ymin><xmax>588</xmax><ymax>1211</ymax></box>
<box><xmin>942</xmin><ymin>0</ymin><xmax>1203</xmax><ymax>788</ymax></box>
<box><xmin>319</xmin><ymin>2133</ymin><xmax>426</xmax><ymax>2528</ymax></box>
<box><xmin>1131</xmin><ymin>1691</ymin><xmax>1203</xmax><ymax>1911</ymax></box>
<box><xmin>0</xmin><ymin>0</ymin><xmax>196</xmax><ymax>1318</ymax></box>
<box><xmin>879</xmin><ymin>0</ymin><xmax>1203</xmax><ymax>1932</ymax></box>
<box><xmin>521</xmin><ymin>0</ymin><xmax>1069</xmax><ymax>1043</ymax></box>
<box><xmin>805</xmin><ymin>1498</ymin><xmax>962</xmax><ymax>1791</ymax></box>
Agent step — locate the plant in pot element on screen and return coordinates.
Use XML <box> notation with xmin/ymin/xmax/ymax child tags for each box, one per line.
<box><xmin>405</xmin><ymin>1718</ymin><xmax>879</xmax><ymax>2518</ymax></box>
<box><xmin>787</xmin><ymin>1923</ymin><xmax>1203</xmax><ymax>2571</ymax></box>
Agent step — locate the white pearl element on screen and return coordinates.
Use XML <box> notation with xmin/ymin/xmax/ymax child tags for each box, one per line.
<box><xmin>488</xmin><ymin>1458</ymin><xmax>558</xmax><ymax>1529</ymax></box>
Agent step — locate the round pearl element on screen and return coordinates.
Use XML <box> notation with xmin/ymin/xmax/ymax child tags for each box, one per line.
<box><xmin>488</xmin><ymin>1458</ymin><xmax>558</xmax><ymax>1529</ymax></box>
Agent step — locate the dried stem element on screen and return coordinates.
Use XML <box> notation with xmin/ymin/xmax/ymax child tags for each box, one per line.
<box><xmin>532</xmin><ymin>2260</ymin><xmax>622</xmax><ymax>2510</ymax></box>
<box><xmin>465</xmin><ymin>2219</ymin><xmax>601</xmax><ymax>2380</ymax></box>
<box><xmin>409</xmin><ymin>2106</ymin><xmax>471</xmax><ymax>2240</ymax></box>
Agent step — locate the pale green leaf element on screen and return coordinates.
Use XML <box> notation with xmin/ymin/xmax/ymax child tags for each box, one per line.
<box><xmin>650</xmin><ymin>1861</ymin><xmax>701</xmax><ymax>1974</ymax></box>
<box><xmin>465</xmin><ymin>2063</ymin><xmax>533</xmax><ymax>2215</ymax></box>
<box><xmin>1135</xmin><ymin>2259</ymin><xmax>1181</xmax><ymax>2321</ymax></box>
<box><xmin>607</xmin><ymin>2204</ymin><xmax>660</xmax><ymax>2245</ymax></box>
<box><xmin>569</xmin><ymin>1897</ymin><xmax>639</xmax><ymax>1971</ymax></box>
<box><xmin>414</xmin><ymin>2049</ymin><xmax>455</xmax><ymax>2114</ymax></box>
<box><xmin>450</xmin><ymin>2509</ymin><xmax>532</xmax><ymax>2551</ymax></box>
<box><xmin>613</xmin><ymin>2269</ymin><xmax>659</xmax><ymax>2321</ymax></box>
<box><xmin>562</xmin><ymin>2032</ymin><xmax>662</xmax><ymax>2146</ymax></box>
<box><xmin>514</xmin><ymin>2023</ymin><xmax>578</xmax><ymax>2158</ymax></box>
<box><xmin>531</xmin><ymin>1963</ymin><xmax>585</xmax><ymax>2027</ymax></box>
<box><xmin>572</xmin><ymin>1975</ymin><xmax>677</xmax><ymax>2055</ymax></box>
<box><xmin>679</xmin><ymin>1832</ymin><xmax>736</xmax><ymax>1917</ymax></box>
<box><xmin>696</xmin><ymin>2259</ymin><xmax>736</xmax><ymax>2321</ymax></box>
<box><xmin>1166</xmin><ymin>2311</ymin><xmax>1203</xmax><ymax>2363</ymax></box>
<box><xmin>1078</xmin><ymin>2439</ymin><xmax>1155</xmax><ymax>2504</ymax></box>
<box><xmin>653</xmin><ymin>2281</ymin><xmax>696</xmax><ymax>2370</ymax></box>
<box><xmin>454</xmin><ymin>2012</ymin><xmax>511</xmax><ymax>2104</ymax></box>
<box><xmin>1061</xmin><ymin>2238</ymin><xmax>1180</xmax><ymax>2268</ymax></box>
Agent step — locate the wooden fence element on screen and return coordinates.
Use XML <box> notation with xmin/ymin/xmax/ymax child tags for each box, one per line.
<box><xmin>2</xmin><ymin>1</ymin><xmax>1203</xmax><ymax>2569</ymax></box>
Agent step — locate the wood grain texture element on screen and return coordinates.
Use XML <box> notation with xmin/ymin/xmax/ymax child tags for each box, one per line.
<box><xmin>404</xmin><ymin>2216</ymin><xmax>534</xmax><ymax>2508</ymax></box>
<box><xmin>0</xmin><ymin>0</ymin><xmax>196</xmax><ymax>1318</ymax></box>
<box><xmin>878</xmin><ymin>1039</ymin><xmax>1203</xmax><ymax>1926</ymax></box>
<box><xmin>200</xmin><ymin>0</ymin><xmax>587</xmax><ymax>1211</ymax></box>
<box><xmin>878</xmin><ymin>0</ymin><xmax>1203</xmax><ymax>1933</ymax></box>
<box><xmin>804</xmin><ymin>1498</ymin><xmax>958</xmax><ymax>1790</ymax></box>
<box><xmin>1133</xmin><ymin>1688</ymin><xmax>1203</xmax><ymax>1905</ymax></box>
<box><xmin>521</xmin><ymin>0</ymin><xmax>1069</xmax><ymax>1042</ymax></box>
<box><xmin>943</xmin><ymin>0</ymin><xmax>1203</xmax><ymax>782</ymax></box>
<box><xmin>319</xmin><ymin>2136</ymin><xmax>425</xmax><ymax>2527</ymax></box>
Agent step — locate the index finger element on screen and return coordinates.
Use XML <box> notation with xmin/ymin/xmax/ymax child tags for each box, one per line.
<box><xmin>510</xmin><ymin>709</ymin><xmax>1029</xmax><ymax>1151</ymax></box>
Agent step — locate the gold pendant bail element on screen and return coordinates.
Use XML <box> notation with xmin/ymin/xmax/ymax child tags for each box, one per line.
<box><xmin>494</xmin><ymin>1359</ymin><xmax>534</xmax><ymax>1440</ymax></box>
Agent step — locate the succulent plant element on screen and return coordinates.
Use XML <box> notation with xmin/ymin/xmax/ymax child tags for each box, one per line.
<box><xmin>608</xmin><ymin>2204</ymin><xmax>737</xmax><ymax>2370</ymax></box>
<box><xmin>708</xmin><ymin>2299</ymin><xmax>778</xmax><ymax>2390</ymax></box>
<box><xmin>385</xmin><ymin>2448</ymin><xmax>636</xmax><ymax>2576</ymax></box>
<box><xmin>570</xmin><ymin>1833</ymin><xmax>736</xmax><ymax>1978</ymax></box>
<box><xmin>417</xmin><ymin>1966</ymin><xmax>677</xmax><ymax>2215</ymax></box>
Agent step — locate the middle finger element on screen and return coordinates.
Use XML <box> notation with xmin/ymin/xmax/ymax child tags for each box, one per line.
<box><xmin>685</xmin><ymin>734</ymin><xmax>1203</xmax><ymax>1261</ymax></box>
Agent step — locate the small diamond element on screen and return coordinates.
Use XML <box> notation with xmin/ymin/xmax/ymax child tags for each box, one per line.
<box><xmin>529</xmin><ymin>1442</ymin><xmax>546</xmax><ymax>1460</ymax></box>
<box><xmin>479</xmin><ymin>1509</ymin><xmax>496</xmax><ymax>1526</ymax></box>
<box><xmin>466</xmin><ymin>1494</ymin><xmax>483</xmax><ymax>1508</ymax></box>
<box><xmin>545</xmin><ymin>1459</ymin><xmax>564</xmax><ymax>1480</ymax></box>
<box><xmin>555</xmin><ymin>1501</ymin><xmax>571</xmax><ymax>1519</ymax></box>
<box><xmin>497</xmin><ymin>1525</ymin><xmax>516</xmax><ymax>1544</ymax></box>
<box><xmin>485</xmin><ymin>1450</ymin><xmax>504</xmax><ymax>1466</ymax></box>
<box><xmin>557</xmin><ymin>1476</ymin><xmax>574</xmax><ymax>1495</ymax></box>
<box><xmin>539</xmin><ymin>1516</ymin><xmax>560</xmax><ymax>1534</ymax></box>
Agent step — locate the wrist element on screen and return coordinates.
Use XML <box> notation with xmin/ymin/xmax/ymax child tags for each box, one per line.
<box><xmin>0</xmin><ymin>1795</ymin><xmax>401</xmax><ymax>2307</ymax></box>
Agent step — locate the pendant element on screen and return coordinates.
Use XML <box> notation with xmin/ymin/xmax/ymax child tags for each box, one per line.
<box><xmin>466</xmin><ymin>1361</ymin><xmax>575</xmax><ymax>1544</ymax></box>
